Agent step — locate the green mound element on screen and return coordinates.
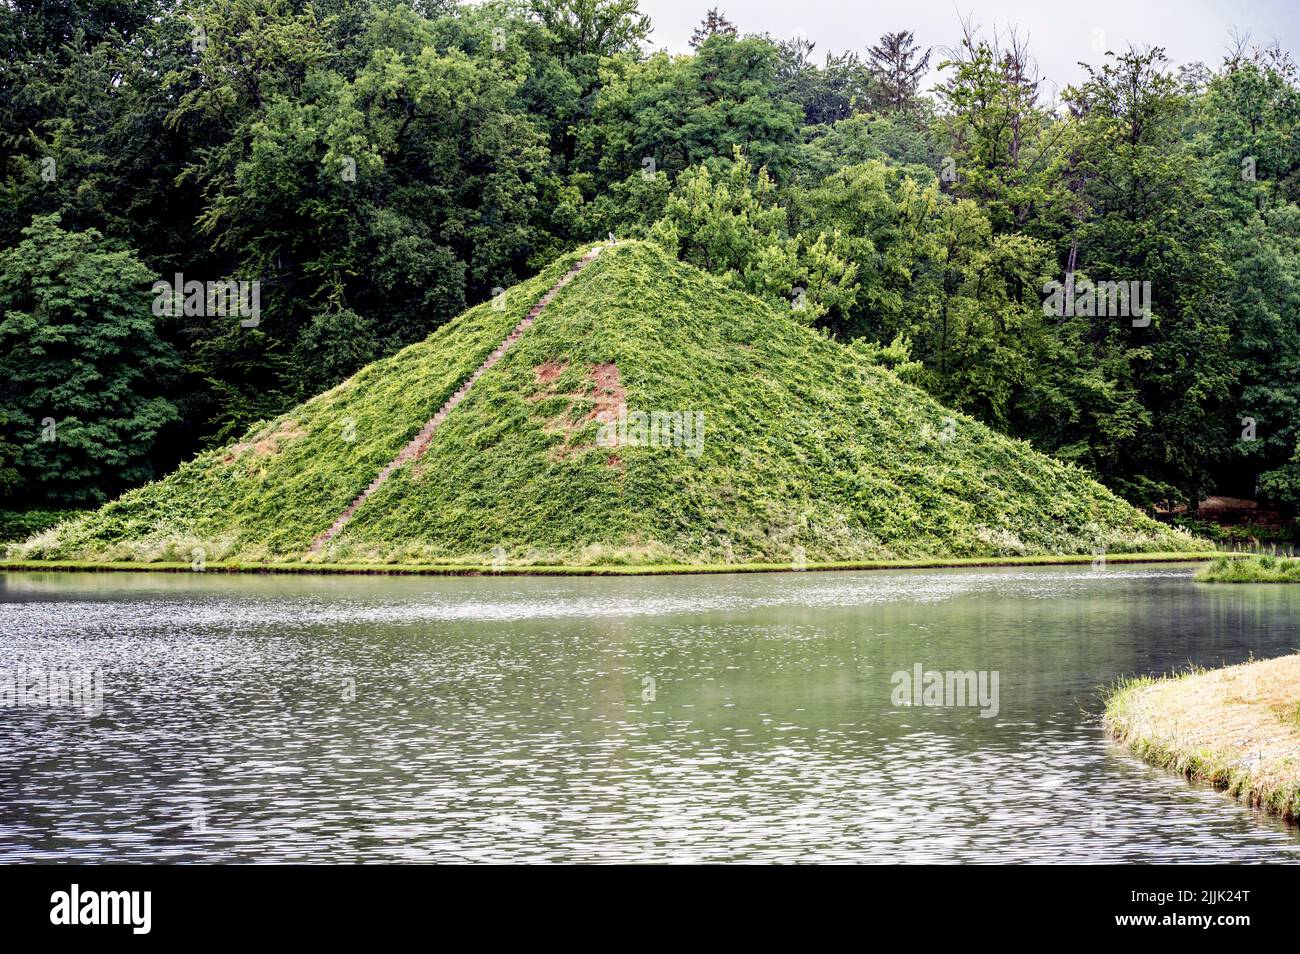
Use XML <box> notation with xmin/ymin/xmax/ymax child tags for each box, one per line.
<box><xmin>14</xmin><ymin>241</ymin><xmax>1201</xmax><ymax>566</ymax></box>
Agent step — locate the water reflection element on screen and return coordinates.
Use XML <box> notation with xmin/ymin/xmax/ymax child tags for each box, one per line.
<box><xmin>1</xmin><ymin>565</ymin><xmax>1298</xmax><ymax>862</ymax></box>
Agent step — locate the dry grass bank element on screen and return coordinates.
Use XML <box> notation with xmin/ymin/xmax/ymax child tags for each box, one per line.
<box><xmin>1105</xmin><ymin>654</ymin><xmax>1300</xmax><ymax>821</ymax></box>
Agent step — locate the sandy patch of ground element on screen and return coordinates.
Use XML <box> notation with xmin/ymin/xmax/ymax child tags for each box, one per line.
<box><xmin>531</xmin><ymin>361</ymin><xmax>626</xmax><ymax>464</ymax></box>
<box><xmin>533</xmin><ymin>360</ymin><xmax>569</xmax><ymax>385</ymax></box>
<box><xmin>222</xmin><ymin>419</ymin><xmax>306</xmax><ymax>463</ymax></box>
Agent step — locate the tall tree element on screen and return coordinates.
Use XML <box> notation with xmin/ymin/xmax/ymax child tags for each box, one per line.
<box><xmin>690</xmin><ymin>8</ymin><xmax>736</xmax><ymax>50</ymax></box>
<box><xmin>1192</xmin><ymin>51</ymin><xmax>1300</xmax><ymax>499</ymax></box>
<box><xmin>529</xmin><ymin>0</ymin><xmax>651</xmax><ymax>60</ymax></box>
<box><xmin>935</xmin><ymin>23</ymin><xmax>1067</xmax><ymax>234</ymax></box>
<box><xmin>866</xmin><ymin>30</ymin><xmax>931</xmax><ymax>113</ymax></box>
<box><xmin>1061</xmin><ymin>47</ymin><xmax>1235</xmax><ymax>506</ymax></box>
<box><xmin>582</xmin><ymin>33</ymin><xmax>804</xmax><ymax>187</ymax></box>
<box><xmin>528</xmin><ymin>0</ymin><xmax>652</xmax><ymax>167</ymax></box>
<box><xmin>0</xmin><ymin>215</ymin><xmax>178</xmax><ymax>504</ymax></box>
<box><xmin>777</xmin><ymin>38</ymin><xmax>870</xmax><ymax>126</ymax></box>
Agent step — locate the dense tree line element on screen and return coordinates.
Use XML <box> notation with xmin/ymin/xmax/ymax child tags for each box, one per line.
<box><xmin>1</xmin><ymin>0</ymin><xmax>1298</xmax><ymax>516</ymax></box>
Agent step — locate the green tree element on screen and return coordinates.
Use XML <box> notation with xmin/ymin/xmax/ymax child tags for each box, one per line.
<box><xmin>796</xmin><ymin>161</ymin><xmax>1068</xmax><ymax>430</ymax></box>
<box><xmin>935</xmin><ymin>26</ymin><xmax>1069</xmax><ymax>234</ymax></box>
<box><xmin>690</xmin><ymin>8</ymin><xmax>736</xmax><ymax>49</ymax></box>
<box><xmin>528</xmin><ymin>0</ymin><xmax>651</xmax><ymax>166</ymax></box>
<box><xmin>1062</xmin><ymin>47</ymin><xmax>1235</xmax><ymax>506</ymax></box>
<box><xmin>583</xmin><ymin>33</ymin><xmax>803</xmax><ymax>188</ymax></box>
<box><xmin>165</xmin><ymin>1</ymin><xmax>551</xmax><ymax>424</ymax></box>
<box><xmin>649</xmin><ymin>149</ymin><xmax>857</xmax><ymax>323</ymax></box>
<box><xmin>865</xmin><ymin>30</ymin><xmax>931</xmax><ymax>114</ymax></box>
<box><xmin>776</xmin><ymin>37</ymin><xmax>869</xmax><ymax>126</ymax></box>
<box><xmin>0</xmin><ymin>215</ymin><xmax>179</xmax><ymax>504</ymax></box>
<box><xmin>1192</xmin><ymin>54</ymin><xmax>1300</xmax><ymax>499</ymax></box>
<box><xmin>529</xmin><ymin>0</ymin><xmax>650</xmax><ymax>60</ymax></box>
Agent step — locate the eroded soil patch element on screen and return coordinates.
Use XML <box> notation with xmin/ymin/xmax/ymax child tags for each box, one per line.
<box><xmin>531</xmin><ymin>360</ymin><xmax>626</xmax><ymax>464</ymax></box>
<box><xmin>223</xmin><ymin>419</ymin><xmax>306</xmax><ymax>463</ymax></box>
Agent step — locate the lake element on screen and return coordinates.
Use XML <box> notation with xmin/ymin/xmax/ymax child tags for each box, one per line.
<box><xmin>2</xmin><ymin>564</ymin><xmax>1298</xmax><ymax>863</ymax></box>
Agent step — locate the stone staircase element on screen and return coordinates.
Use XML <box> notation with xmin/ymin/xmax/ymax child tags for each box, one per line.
<box><xmin>308</xmin><ymin>244</ymin><xmax>610</xmax><ymax>555</ymax></box>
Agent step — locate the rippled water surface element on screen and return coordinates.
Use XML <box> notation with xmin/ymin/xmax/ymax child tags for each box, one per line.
<box><xmin>2</xmin><ymin>565</ymin><xmax>1299</xmax><ymax>863</ymax></box>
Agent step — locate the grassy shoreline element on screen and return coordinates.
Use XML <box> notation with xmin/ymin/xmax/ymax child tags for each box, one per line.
<box><xmin>1196</xmin><ymin>554</ymin><xmax>1300</xmax><ymax>583</ymax></box>
<box><xmin>1105</xmin><ymin>655</ymin><xmax>1300</xmax><ymax>822</ymax></box>
<box><xmin>0</xmin><ymin>551</ymin><xmax>1225</xmax><ymax>577</ymax></box>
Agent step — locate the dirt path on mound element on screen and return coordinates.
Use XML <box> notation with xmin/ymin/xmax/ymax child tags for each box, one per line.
<box><xmin>308</xmin><ymin>243</ymin><xmax>614</xmax><ymax>554</ymax></box>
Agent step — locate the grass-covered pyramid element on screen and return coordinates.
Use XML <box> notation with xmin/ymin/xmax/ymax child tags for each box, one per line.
<box><xmin>16</xmin><ymin>241</ymin><xmax>1200</xmax><ymax>566</ymax></box>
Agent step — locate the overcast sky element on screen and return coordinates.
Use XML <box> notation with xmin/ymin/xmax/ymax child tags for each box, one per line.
<box><xmin>637</xmin><ymin>0</ymin><xmax>1300</xmax><ymax>99</ymax></box>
